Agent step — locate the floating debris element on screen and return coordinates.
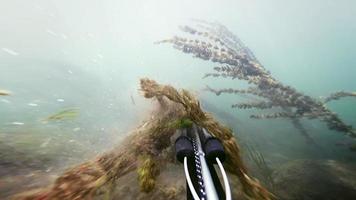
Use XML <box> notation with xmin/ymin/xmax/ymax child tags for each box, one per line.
<box><xmin>97</xmin><ymin>54</ymin><xmax>104</xmax><ymax>59</ymax></box>
<box><xmin>60</xmin><ymin>33</ymin><xmax>68</xmax><ymax>40</ymax></box>
<box><xmin>72</xmin><ymin>127</ymin><xmax>81</xmax><ymax>132</ymax></box>
<box><xmin>1</xmin><ymin>48</ymin><xmax>19</xmax><ymax>56</ymax></box>
<box><xmin>46</xmin><ymin>29</ymin><xmax>58</xmax><ymax>37</ymax></box>
<box><xmin>0</xmin><ymin>89</ymin><xmax>11</xmax><ymax>96</ymax></box>
<box><xmin>130</xmin><ymin>94</ymin><xmax>136</xmax><ymax>105</ymax></box>
<box><xmin>141</xmin><ymin>121</ymin><xmax>148</xmax><ymax>128</ymax></box>
<box><xmin>44</xmin><ymin>108</ymin><xmax>79</xmax><ymax>122</ymax></box>
<box><xmin>91</xmin><ymin>58</ymin><xmax>98</xmax><ymax>63</ymax></box>
<box><xmin>1</xmin><ymin>99</ymin><xmax>11</xmax><ymax>103</ymax></box>
<box><xmin>28</xmin><ymin>103</ymin><xmax>39</xmax><ymax>107</ymax></box>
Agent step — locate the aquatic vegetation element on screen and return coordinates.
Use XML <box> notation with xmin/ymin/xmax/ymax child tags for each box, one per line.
<box><xmin>43</xmin><ymin>108</ymin><xmax>79</xmax><ymax>122</ymax></box>
<box><xmin>244</xmin><ymin>142</ymin><xmax>275</xmax><ymax>190</ymax></box>
<box><xmin>177</xmin><ymin>118</ymin><xmax>193</xmax><ymax>128</ymax></box>
<box><xmin>324</xmin><ymin>91</ymin><xmax>356</xmax><ymax>103</ymax></box>
<box><xmin>15</xmin><ymin>78</ymin><xmax>273</xmax><ymax>200</ymax></box>
<box><xmin>157</xmin><ymin>20</ymin><xmax>356</xmax><ymax>141</ymax></box>
<box><xmin>137</xmin><ymin>155</ymin><xmax>160</xmax><ymax>192</ymax></box>
<box><xmin>0</xmin><ymin>89</ymin><xmax>11</xmax><ymax>96</ymax></box>
<box><xmin>140</xmin><ymin>78</ymin><xmax>273</xmax><ymax>199</ymax></box>
<box><xmin>169</xmin><ymin>118</ymin><xmax>194</xmax><ymax>129</ymax></box>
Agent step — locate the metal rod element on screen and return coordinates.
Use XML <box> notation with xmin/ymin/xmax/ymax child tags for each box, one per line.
<box><xmin>192</xmin><ymin>125</ymin><xmax>219</xmax><ymax>200</ymax></box>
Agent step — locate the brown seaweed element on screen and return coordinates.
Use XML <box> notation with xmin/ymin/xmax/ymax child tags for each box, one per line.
<box><xmin>15</xmin><ymin>78</ymin><xmax>274</xmax><ymax>200</ymax></box>
<box><xmin>323</xmin><ymin>91</ymin><xmax>356</xmax><ymax>103</ymax></box>
<box><xmin>157</xmin><ymin>20</ymin><xmax>356</xmax><ymax>139</ymax></box>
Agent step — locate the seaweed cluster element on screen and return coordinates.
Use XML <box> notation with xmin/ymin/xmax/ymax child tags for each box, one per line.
<box><xmin>15</xmin><ymin>78</ymin><xmax>273</xmax><ymax>200</ymax></box>
<box><xmin>140</xmin><ymin>78</ymin><xmax>274</xmax><ymax>199</ymax></box>
<box><xmin>157</xmin><ymin>20</ymin><xmax>356</xmax><ymax>140</ymax></box>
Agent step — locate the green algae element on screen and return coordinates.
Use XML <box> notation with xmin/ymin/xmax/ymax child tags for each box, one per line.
<box><xmin>168</xmin><ymin>118</ymin><xmax>193</xmax><ymax>129</ymax></box>
<box><xmin>137</xmin><ymin>155</ymin><xmax>160</xmax><ymax>193</ymax></box>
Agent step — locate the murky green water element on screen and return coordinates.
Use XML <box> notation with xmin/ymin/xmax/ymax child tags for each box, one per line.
<box><xmin>1</xmin><ymin>0</ymin><xmax>356</xmax><ymax>199</ymax></box>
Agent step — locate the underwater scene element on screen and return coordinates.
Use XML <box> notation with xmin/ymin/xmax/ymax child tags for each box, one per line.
<box><xmin>1</xmin><ymin>0</ymin><xmax>356</xmax><ymax>199</ymax></box>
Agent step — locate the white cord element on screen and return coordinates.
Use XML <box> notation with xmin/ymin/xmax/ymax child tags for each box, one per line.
<box><xmin>216</xmin><ymin>157</ymin><xmax>232</xmax><ymax>200</ymax></box>
<box><xmin>184</xmin><ymin>156</ymin><xmax>200</xmax><ymax>200</ymax></box>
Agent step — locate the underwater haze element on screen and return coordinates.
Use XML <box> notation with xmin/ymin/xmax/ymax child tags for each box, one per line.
<box><xmin>1</xmin><ymin>0</ymin><xmax>356</xmax><ymax>199</ymax></box>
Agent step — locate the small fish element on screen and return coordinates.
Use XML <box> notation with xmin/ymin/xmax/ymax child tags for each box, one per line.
<box><xmin>44</xmin><ymin>108</ymin><xmax>79</xmax><ymax>122</ymax></box>
<box><xmin>57</xmin><ymin>99</ymin><xmax>64</xmax><ymax>102</ymax></box>
<box><xmin>28</xmin><ymin>103</ymin><xmax>38</xmax><ymax>107</ymax></box>
<box><xmin>0</xmin><ymin>89</ymin><xmax>11</xmax><ymax>96</ymax></box>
